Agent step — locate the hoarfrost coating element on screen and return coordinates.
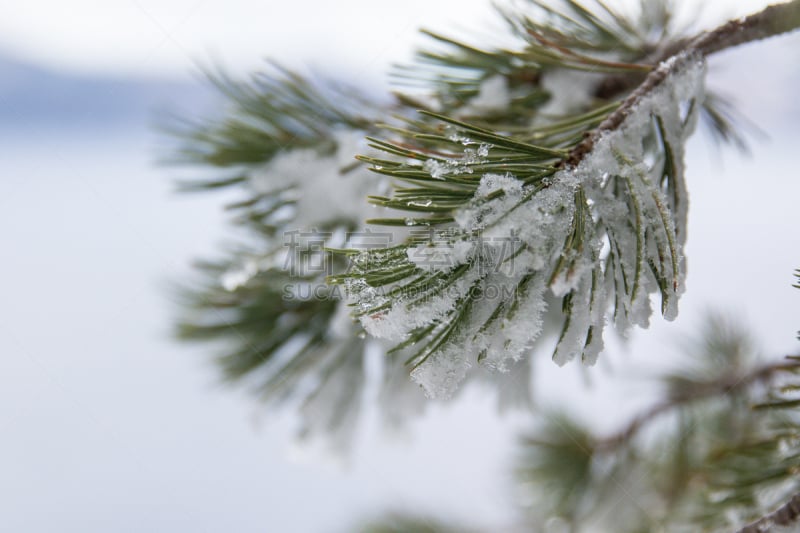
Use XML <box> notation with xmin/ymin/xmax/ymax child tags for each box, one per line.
<box><xmin>350</xmin><ymin>54</ymin><xmax>706</xmax><ymax>399</ymax></box>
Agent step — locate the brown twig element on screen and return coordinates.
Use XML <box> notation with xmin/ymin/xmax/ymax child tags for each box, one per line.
<box><xmin>737</xmin><ymin>492</ymin><xmax>800</xmax><ymax>533</ymax></box>
<box><xmin>594</xmin><ymin>359</ymin><xmax>800</xmax><ymax>453</ymax></box>
<box><xmin>564</xmin><ymin>0</ymin><xmax>800</xmax><ymax>168</ymax></box>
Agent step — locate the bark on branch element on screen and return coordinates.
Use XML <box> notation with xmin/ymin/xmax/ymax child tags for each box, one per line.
<box><xmin>737</xmin><ymin>492</ymin><xmax>800</xmax><ymax>533</ymax></box>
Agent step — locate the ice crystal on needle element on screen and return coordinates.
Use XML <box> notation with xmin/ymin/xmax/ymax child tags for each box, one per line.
<box><xmin>423</xmin><ymin>143</ymin><xmax>492</xmax><ymax>179</ymax></box>
<box><xmin>344</xmin><ymin>54</ymin><xmax>706</xmax><ymax>398</ymax></box>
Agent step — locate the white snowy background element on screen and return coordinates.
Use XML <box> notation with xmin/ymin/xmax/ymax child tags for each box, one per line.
<box><xmin>0</xmin><ymin>0</ymin><xmax>798</xmax><ymax>531</ymax></box>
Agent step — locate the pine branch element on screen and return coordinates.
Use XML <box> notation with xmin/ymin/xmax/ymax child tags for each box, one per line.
<box><xmin>338</xmin><ymin>6</ymin><xmax>704</xmax><ymax>396</ymax></box>
<box><xmin>514</xmin><ymin>313</ymin><xmax>800</xmax><ymax>531</ymax></box>
<box><xmin>167</xmin><ymin>0</ymin><xmax>800</xmax><ymax>459</ymax></box>
<box><xmin>333</xmin><ymin>0</ymin><xmax>800</xmax><ymax>398</ymax></box>
<box><xmin>595</xmin><ymin>359</ymin><xmax>800</xmax><ymax>453</ymax></box>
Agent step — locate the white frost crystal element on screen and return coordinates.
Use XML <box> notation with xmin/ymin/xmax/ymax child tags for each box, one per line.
<box><xmin>423</xmin><ymin>143</ymin><xmax>492</xmax><ymax>180</ymax></box>
<box><xmin>350</xmin><ymin>55</ymin><xmax>706</xmax><ymax>398</ymax></box>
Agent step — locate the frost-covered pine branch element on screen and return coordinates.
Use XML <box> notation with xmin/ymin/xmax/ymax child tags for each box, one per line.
<box><xmin>332</xmin><ymin>0</ymin><xmax>800</xmax><ymax>399</ymax></box>
<box><xmin>167</xmin><ymin>0</ymin><xmax>800</xmax><ymax>454</ymax></box>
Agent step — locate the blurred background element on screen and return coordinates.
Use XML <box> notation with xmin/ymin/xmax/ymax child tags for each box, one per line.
<box><xmin>0</xmin><ymin>1</ymin><xmax>798</xmax><ymax>531</ymax></box>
